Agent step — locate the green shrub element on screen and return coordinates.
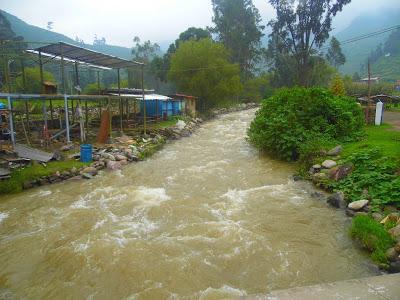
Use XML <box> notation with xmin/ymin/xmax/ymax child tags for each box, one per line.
<box><xmin>350</xmin><ymin>215</ymin><xmax>395</xmax><ymax>267</ymax></box>
<box><xmin>329</xmin><ymin>148</ymin><xmax>400</xmax><ymax>208</ymax></box>
<box><xmin>248</xmin><ymin>87</ymin><xmax>364</xmax><ymax>161</ymax></box>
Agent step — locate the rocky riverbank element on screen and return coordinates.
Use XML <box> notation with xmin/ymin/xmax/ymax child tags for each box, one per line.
<box><xmin>304</xmin><ymin>145</ymin><xmax>400</xmax><ymax>273</ymax></box>
<box><xmin>12</xmin><ymin>102</ymin><xmax>259</xmax><ymax>193</ymax></box>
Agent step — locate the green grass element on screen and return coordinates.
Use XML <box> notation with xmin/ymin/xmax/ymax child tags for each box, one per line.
<box><xmin>350</xmin><ymin>215</ymin><xmax>395</xmax><ymax>268</ymax></box>
<box><xmin>341</xmin><ymin>124</ymin><xmax>400</xmax><ymax>159</ymax></box>
<box><xmin>0</xmin><ymin>160</ymin><xmax>88</xmax><ymax>195</ymax></box>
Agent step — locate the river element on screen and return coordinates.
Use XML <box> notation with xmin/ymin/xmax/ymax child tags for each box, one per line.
<box><xmin>0</xmin><ymin>109</ymin><xmax>376</xmax><ymax>299</ymax></box>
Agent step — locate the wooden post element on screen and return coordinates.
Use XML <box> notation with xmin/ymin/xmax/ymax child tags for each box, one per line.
<box><xmin>38</xmin><ymin>51</ymin><xmax>45</xmax><ymax>94</ymax></box>
<box><xmin>64</xmin><ymin>95</ymin><xmax>70</xmax><ymax>143</ymax></box>
<box><xmin>7</xmin><ymin>96</ymin><xmax>15</xmax><ymax>147</ymax></box>
<box><xmin>108</xmin><ymin>96</ymin><xmax>112</xmax><ymax>139</ymax></box>
<box><xmin>117</xmin><ymin>68</ymin><xmax>123</xmax><ymax>132</ymax></box>
<box><xmin>141</xmin><ymin>65</ymin><xmax>146</xmax><ymax>135</ymax></box>
<box><xmin>366</xmin><ymin>59</ymin><xmax>371</xmax><ymax>124</ymax></box>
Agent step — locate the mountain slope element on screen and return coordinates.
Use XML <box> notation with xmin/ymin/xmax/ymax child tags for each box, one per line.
<box><xmin>335</xmin><ymin>8</ymin><xmax>400</xmax><ymax>76</ymax></box>
<box><xmin>1</xmin><ymin>9</ymin><xmax>132</xmax><ymax>60</ymax></box>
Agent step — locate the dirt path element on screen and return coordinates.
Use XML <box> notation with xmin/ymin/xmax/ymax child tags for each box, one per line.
<box><xmin>385</xmin><ymin>111</ymin><xmax>400</xmax><ymax>131</ymax></box>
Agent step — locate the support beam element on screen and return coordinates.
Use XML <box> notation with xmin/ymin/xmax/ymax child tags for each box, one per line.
<box><xmin>7</xmin><ymin>96</ymin><xmax>15</xmax><ymax>147</ymax></box>
<box><xmin>117</xmin><ymin>68</ymin><xmax>123</xmax><ymax>132</ymax></box>
<box><xmin>38</xmin><ymin>51</ymin><xmax>45</xmax><ymax>94</ymax></box>
<box><xmin>60</xmin><ymin>44</ymin><xmax>66</xmax><ymax>94</ymax></box>
<box><xmin>64</xmin><ymin>95</ymin><xmax>70</xmax><ymax>143</ymax></box>
<box><xmin>141</xmin><ymin>65</ymin><xmax>146</xmax><ymax>135</ymax></box>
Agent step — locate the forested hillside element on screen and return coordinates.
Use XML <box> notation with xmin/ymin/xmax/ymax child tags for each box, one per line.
<box><xmin>1</xmin><ymin>9</ymin><xmax>132</xmax><ymax>59</ymax></box>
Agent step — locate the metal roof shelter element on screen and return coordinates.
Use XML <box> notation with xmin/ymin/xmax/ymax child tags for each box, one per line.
<box><xmin>33</xmin><ymin>42</ymin><xmax>143</xmax><ymax>69</ymax></box>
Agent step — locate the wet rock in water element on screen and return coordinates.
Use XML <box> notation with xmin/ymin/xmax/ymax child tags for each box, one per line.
<box><xmin>310</xmin><ymin>191</ymin><xmax>325</xmax><ymax>200</ymax></box>
<box><xmin>386</xmin><ymin>247</ymin><xmax>399</xmax><ymax>262</ymax></box>
<box><xmin>327</xmin><ymin>145</ymin><xmax>343</xmax><ymax>156</ymax></box>
<box><xmin>114</xmin><ymin>154</ymin><xmax>127</xmax><ymax>161</ymax></box>
<box><xmin>346</xmin><ymin>208</ymin><xmax>356</xmax><ymax>217</ymax></box>
<box><xmin>107</xmin><ymin>161</ymin><xmax>122</xmax><ymax>171</ymax></box>
<box><xmin>23</xmin><ymin>181</ymin><xmax>34</xmax><ymax>189</ymax></box>
<box><xmin>372</xmin><ymin>212</ymin><xmax>383</xmax><ymax>222</ymax></box>
<box><xmin>329</xmin><ymin>164</ymin><xmax>353</xmax><ymax>181</ymax></box>
<box><xmin>388</xmin><ymin>261</ymin><xmax>400</xmax><ymax>273</ymax></box>
<box><xmin>292</xmin><ymin>174</ymin><xmax>303</xmax><ymax>181</ymax></box>
<box><xmin>81</xmin><ymin>167</ymin><xmax>98</xmax><ymax>176</ymax></box>
<box><xmin>348</xmin><ymin>200</ymin><xmax>369</xmax><ymax>211</ymax></box>
<box><xmin>389</xmin><ymin>225</ymin><xmax>400</xmax><ymax>241</ymax></box>
<box><xmin>322</xmin><ymin>160</ymin><xmax>337</xmax><ymax>169</ymax></box>
<box><xmin>327</xmin><ymin>192</ymin><xmax>346</xmax><ymax>208</ymax></box>
<box><xmin>81</xmin><ymin>173</ymin><xmax>94</xmax><ymax>180</ymax></box>
<box><xmin>101</xmin><ymin>153</ymin><xmax>115</xmax><ymax>161</ymax></box>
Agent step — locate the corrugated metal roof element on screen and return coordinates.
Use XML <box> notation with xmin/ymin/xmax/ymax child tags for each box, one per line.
<box><xmin>109</xmin><ymin>93</ymin><xmax>173</xmax><ymax>101</ymax></box>
<box><xmin>33</xmin><ymin>42</ymin><xmax>143</xmax><ymax>69</ymax></box>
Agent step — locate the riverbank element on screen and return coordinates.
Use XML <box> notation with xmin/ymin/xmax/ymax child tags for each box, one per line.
<box><xmin>304</xmin><ymin>123</ymin><xmax>400</xmax><ymax>272</ymax></box>
<box><xmin>0</xmin><ymin>103</ymin><xmax>259</xmax><ymax>196</ymax></box>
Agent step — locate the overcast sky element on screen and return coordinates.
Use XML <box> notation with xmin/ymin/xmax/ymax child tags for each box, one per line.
<box><xmin>2</xmin><ymin>0</ymin><xmax>399</xmax><ymax>48</ymax></box>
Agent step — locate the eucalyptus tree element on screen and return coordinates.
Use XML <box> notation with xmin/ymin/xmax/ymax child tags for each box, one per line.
<box><xmin>211</xmin><ymin>0</ymin><xmax>264</xmax><ymax>79</ymax></box>
<box><xmin>326</xmin><ymin>37</ymin><xmax>346</xmax><ymax>69</ymax></box>
<box><xmin>267</xmin><ymin>0</ymin><xmax>351</xmax><ymax>86</ymax></box>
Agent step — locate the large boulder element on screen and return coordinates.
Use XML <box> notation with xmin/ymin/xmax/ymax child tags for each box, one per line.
<box><xmin>322</xmin><ymin>160</ymin><xmax>337</xmax><ymax>169</ymax></box>
<box><xmin>348</xmin><ymin>200</ymin><xmax>369</xmax><ymax>211</ymax></box>
<box><xmin>329</xmin><ymin>164</ymin><xmax>353</xmax><ymax>181</ymax></box>
<box><xmin>327</xmin><ymin>145</ymin><xmax>343</xmax><ymax>156</ymax></box>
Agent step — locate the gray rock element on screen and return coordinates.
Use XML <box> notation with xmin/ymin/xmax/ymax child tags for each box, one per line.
<box><xmin>346</xmin><ymin>208</ymin><xmax>356</xmax><ymax>217</ymax></box>
<box><xmin>60</xmin><ymin>144</ymin><xmax>74</xmax><ymax>151</ymax></box>
<box><xmin>70</xmin><ymin>167</ymin><xmax>78</xmax><ymax>175</ymax></box>
<box><xmin>329</xmin><ymin>164</ymin><xmax>353</xmax><ymax>181</ymax></box>
<box><xmin>81</xmin><ymin>173</ymin><xmax>94</xmax><ymax>180</ymax></box>
<box><xmin>388</xmin><ymin>261</ymin><xmax>400</xmax><ymax>273</ymax></box>
<box><xmin>348</xmin><ymin>200</ymin><xmax>369</xmax><ymax>211</ymax></box>
<box><xmin>81</xmin><ymin>167</ymin><xmax>98</xmax><ymax>176</ymax></box>
<box><xmin>322</xmin><ymin>160</ymin><xmax>337</xmax><ymax>169</ymax></box>
<box><xmin>310</xmin><ymin>191</ymin><xmax>325</xmax><ymax>200</ymax></box>
<box><xmin>101</xmin><ymin>153</ymin><xmax>115</xmax><ymax>161</ymax></box>
<box><xmin>327</xmin><ymin>192</ymin><xmax>346</xmax><ymax>208</ymax></box>
<box><xmin>292</xmin><ymin>175</ymin><xmax>303</xmax><ymax>181</ymax></box>
<box><xmin>312</xmin><ymin>164</ymin><xmax>322</xmax><ymax>170</ymax></box>
<box><xmin>312</xmin><ymin>172</ymin><xmax>327</xmax><ymax>183</ymax></box>
<box><xmin>114</xmin><ymin>154</ymin><xmax>127</xmax><ymax>161</ymax></box>
<box><xmin>107</xmin><ymin>161</ymin><xmax>122</xmax><ymax>171</ymax></box>
<box><xmin>327</xmin><ymin>145</ymin><xmax>343</xmax><ymax>156</ymax></box>
<box><xmin>386</xmin><ymin>247</ymin><xmax>399</xmax><ymax>262</ymax></box>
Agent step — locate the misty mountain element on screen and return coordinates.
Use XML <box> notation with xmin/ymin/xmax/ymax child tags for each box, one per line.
<box><xmin>1</xmin><ymin>9</ymin><xmax>133</xmax><ymax>60</ymax></box>
<box><xmin>334</xmin><ymin>8</ymin><xmax>400</xmax><ymax>76</ymax></box>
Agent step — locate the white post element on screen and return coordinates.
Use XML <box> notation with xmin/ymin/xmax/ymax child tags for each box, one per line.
<box><xmin>375</xmin><ymin>101</ymin><xmax>383</xmax><ymax>126</ymax></box>
<box><xmin>64</xmin><ymin>95</ymin><xmax>71</xmax><ymax>143</ymax></box>
<box><xmin>7</xmin><ymin>96</ymin><xmax>15</xmax><ymax>147</ymax></box>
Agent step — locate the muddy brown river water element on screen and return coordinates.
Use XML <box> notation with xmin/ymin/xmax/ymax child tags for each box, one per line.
<box><xmin>0</xmin><ymin>109</ymin><xmax>376</xmax><ymax>299</ymax></box>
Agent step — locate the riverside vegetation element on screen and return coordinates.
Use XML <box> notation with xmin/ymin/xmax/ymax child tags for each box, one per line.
<box><xmin>248</xmin><ymin>87</ymin><xmax>400</xmax><ymax>271</ymax></box>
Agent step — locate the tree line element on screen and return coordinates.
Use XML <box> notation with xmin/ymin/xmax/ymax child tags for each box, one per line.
<box><xmin>1</xmin><ymin>0</ymin><xmax>353</xmax><ymax>110</ymax></box>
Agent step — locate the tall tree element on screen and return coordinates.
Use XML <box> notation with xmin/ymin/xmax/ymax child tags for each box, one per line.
<box><xmin>168</xmin><ymin>38</ymin><xmax>242</xmax><ymax>110</ymax></box>
<box><xmin>211</xmin><ymin>0</ymin><xmax>264</xmax><ymax>79</ymax></box>
<box><xmin>268</xmin><ymin>0</ymin><xmax>351</xmax><ymax>86</ymax></box>
<box><xmin>326</xmin><ymin>37</ymin><xmax>346</xmax><ymax>69</ymax></box>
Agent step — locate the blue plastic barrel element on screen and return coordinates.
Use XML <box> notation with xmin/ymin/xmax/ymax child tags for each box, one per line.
<box><xmin>80</xmin><ymin>144</ymin><xmax>93</xmax><ymax>162</ymax></box>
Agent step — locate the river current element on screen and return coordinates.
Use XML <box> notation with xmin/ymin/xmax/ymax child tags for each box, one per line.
<box><xmin>0</xmin><ymin>109</ymin><xmax>375</xmax><ymax>299</ymax></box>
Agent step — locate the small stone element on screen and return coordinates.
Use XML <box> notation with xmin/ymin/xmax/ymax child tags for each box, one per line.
<box><xmin>107</xmin><ymin>161</ymin><xmax>122</xmax><ymax>171</ymax></box>
<box><xmin>394</xmin><ymin>242</ymin><xmax>400</xmax><ymax>253</ymax></box>
<box><xmin>312</xmin><ymin>164</ymin><xmax>322</xmax><ymax>170</ymax></box>
<box><xmin>327</xmin><ymin>192</ymin><xmax>346</xmax><ymax>208</ymax></box>
<box><xmin>322</xmin><ymin>160</ymin><xmax>337</xmax><ymax>169</ymax></box>
<box><xmin>114</xmin><ymin>154</ymin><xmax>127</xmax><ymax>161</ymax></box>
<box><xmin>327</xmin><ymin>145</ymin><xmax>343</xmax><ymax>156</ymax></box>
<box><xmin>312</xmin><ymin>172</ymin><xmax>327</xmax><ymax>183</ymax></box>
<box><xmin>372</xmin><ymin>212</ymin><xmax>383</xmax><ymax>222</ymax></box>
<box><xmin>61</xmin><ymin>171</ymin><xmax>71</xmax><ymax>178</ymax></box>
<box><xmin>346</xmin><ymin>208</ymin><xmax>356</xmax><ymax>217</ymax></box>
<box><xmin>60</xmin><ymin>144</ymin><xmax>74</xmax><ymax>151</ymax></box>
<box><xmin>389</xmin><ymin>225</ymin><xmax>400</xmax><ymax>241</ymax></box>
<box><xmin>386</xmin><ymin>247</ymin><xmax>399</xmax><ymax>262</ymax></box>
<box><xmin>55</xmin><ymin>171</ymin><xmax>61</xmax><ymax>177</ymax></box>
<box><xmin>119</xmin><ymin>159</ymin><xmax>128</xmax><ymax>166</ymax></box>
<box><xmin>23</xmin><ymin>181</ymin><xmax>34</xmax><ymax>189</ymax></box>
<box><xmin>101</xmin><ymin>153</ymin><xmax>115</xmax><ymax>161</ymax></box>
<box><xmin>81</xmin><ymin>167</ymin><xmax>98</xmax><ymax>176</ymax></box>
<box><xmin>348</xmin><ymin>200</ymin><xmax>369</xmax><ymax>211</ymax></box>
<box><xmin>329</xmin><ymin>164</ymin><xmax>353</xmax><ymax>181</ymax></box>
<box><xmin>71</xmin><ymin>167</ymin><xmax>78</xmax><ymax>174</ymax></box>
<box><xmin>310</xmin><ymin>191</ymin><xmax>325</xmax><ymax>200</ymax></box>
<box><xmin>81</xmin><ymin>173</ymin><xmax>94</xmax><ymax>180</ymax></box>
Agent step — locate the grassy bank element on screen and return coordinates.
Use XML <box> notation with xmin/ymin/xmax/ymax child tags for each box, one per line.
<box><xmin>0</xmin><ymin>160</ymin><xmax>87</xmax><ymax>195</ymax></box>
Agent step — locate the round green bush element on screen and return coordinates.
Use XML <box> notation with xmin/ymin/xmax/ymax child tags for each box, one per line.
<box><xmin>248</xmin><ymin>87</ymin><xmax>364</xmax><ymax>161</ymax></box>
